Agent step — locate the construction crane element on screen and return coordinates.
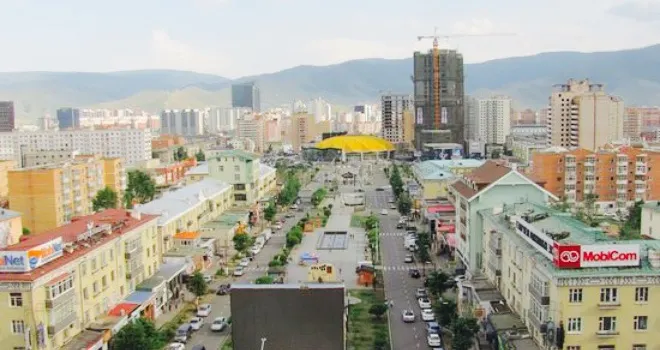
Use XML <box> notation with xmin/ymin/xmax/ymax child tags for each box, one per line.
<box><xmin>417</xmin><ymin>28</ymin><xmax>516</xmax><ymax>129</ymax></box>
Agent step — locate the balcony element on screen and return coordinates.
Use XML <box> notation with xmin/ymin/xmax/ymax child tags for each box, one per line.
<box><xmin>488</xmin><ymin>236</ymin><xmax>502</xmax><ymax>256</ymax></box>
<box><xmin>636</xmin><ymin>168</ymin><xmax>647</xmax><ymax>175</ymax></box>
<box><xmin>529</xmin><ymin>283</ymin><xmax>550</xmax><ymax>306</ymax></box>
<box><xmin>616</xmin><ymin>179</ymin><xmax>628</xmax><ymax>185</ymax></box>
<box><xmin>596</xmin><ymin>330</ymin><xmax>619</xmax><ymax>337</ymax></box>
<box><xmin>124</xmin><ymin>242</ymin><xmax>142</xmax><ymax>259</ymax></box>
<box><xmin>526</xmin><ymin>309</ymin><xmax>544</xmax><ymax>329</ymax></box>
<box><xmin>598</xmin><ymin>301</ymin><xmax>621</xmax><ymax>309</ymax></box>
<box><xmin>487</xmin><ymin>255</ymin><xmax>501</xmax><ymax>276</ymax></box>
<box><xmin>45</xmin><ymin>287</ymin><xmax>76</xmax><ymax>309</ymax></box>
<box><xmin>47</xmin><ymin>311</ymin><xmax>77</xmax><ymax>336</ymax></box>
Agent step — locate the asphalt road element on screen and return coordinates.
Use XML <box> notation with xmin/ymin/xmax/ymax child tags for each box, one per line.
<box><xmin>365</xmin><ymin>167</ymin><xmax>429</xmax><ymax>350</ymax></box>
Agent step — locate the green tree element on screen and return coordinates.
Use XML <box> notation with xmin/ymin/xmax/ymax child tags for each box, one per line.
<box><xmin>397</xmin><ymin>192</ymin><xmax>412</xmax><ymax>215</ymax></box>
<box><xmin>255</xmin><ymin>275</ymin><xmax>274</xmax><ymax>284</ymax></box>
<box><xmin>188</xmin><ymin>272</ymin><xmax>208</xmax><ymax>298</ymax></box>
<box><xmin>110</xmin><ymin>317</ymin><xmax>165</xmax><ymax>350</ymax></box>
<box><xmin>368</xmin><ymin>303</ymin><xmax>388</xmax><ymax>319</ymax></box>
<box><xmin>93</xmin><ymin>186</ymin><xmax>118</xmax><ymax>211</ymax></box>
<box><xmin>434</xmin><ymin>299</ymin><xmax>458</xmax><ymax>326</ymax></box>
<box><xmin>426</xmin><ymin>271</ymin><xmax>451</xmax><ymax>297</ymax></box>
<box><xmin>173</xmin><ymin>146</ymin><xmax>188</xmax><ymax>161</ymax></box>
<box><xmin>311</xmin><ymin>188</ymin><xmax>327</xmax><ymax>207</ymax></box>
<box><xmin>278</xmin><ymin>171</ymin><xmax>302</xmax><ymax>206</ymax></box>
<box><xmin>22</xmin><ymin>227</ymin><xmax>30</xmax><ymax>235</ymax></box>
<box><xmin>124</xmin><ymin>170</ymin><xmax>156</xmax><ymax>208</ymax></box>
<box><xmin>195</xmin><ymin>150</ymin><xmax>206</xmax><ymax>161</ymax></box>
<box><xmin>364</xmin><ymin>215</ymin><xmax>379</xmax><ymax>230</ymax></box>
<box><xmin>451</xmin><ymin>317</ymin><xmax>480</xmax><ymax>350</ymax></box>
<box><xmin>621</xmin><ymin>200</ymin><xmax>643</xmax><ymax>239</ymax></box>
<box><xmin>264</xmin><ymin>202</ymin><xmax>276</xmax><ymax>222</ymax></box>
<box><xmin>232</xmin><ymin>233</ymin><xmax>252</xmax><ymax>253</ymax></box>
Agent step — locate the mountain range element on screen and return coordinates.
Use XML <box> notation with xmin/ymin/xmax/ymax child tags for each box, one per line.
<box><xmin>2</xmin><ymin>44</ymin><xmax>660</xmax><ymax>122</ymax></box>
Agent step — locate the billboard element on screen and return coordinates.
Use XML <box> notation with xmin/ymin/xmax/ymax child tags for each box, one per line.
<box><xmin>553</xmin><ymin>243</ymin><xmax>640</xmax><ymax>269</ymax></box>
<box><xmin>0</xmin><ymin>238</ymin><xmax>64</xmax><ymax>272</ymax></box>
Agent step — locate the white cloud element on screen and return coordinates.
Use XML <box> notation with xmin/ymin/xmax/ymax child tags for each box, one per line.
<box><xmin>608</xmin><ymin>0</ymin><xmax>660</xmax><ymax>21</ymax></box>
<box><xmin>149</xmin><ymin>29</ymin><xmax>230</xmax><ymax>75</ymax></box>
<box><xmin>305</xmin><ymin>38</ymin><xmax>412</xmax><ymax>64</ymax></box>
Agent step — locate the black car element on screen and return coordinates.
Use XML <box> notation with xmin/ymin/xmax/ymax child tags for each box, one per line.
<box><xmin>409</xmin><ymin>269</ymin><xmax>421</xmax><ymax>278</ymax></box>
<box><xmin>216</xmin><ymin>284</ymin><xmax>231</xmax><ymax>295</ymax></box>
<box><xmin>396</xmin><ymin>223</ymin><xmax>405</xmax><ymax>229</ymax></box>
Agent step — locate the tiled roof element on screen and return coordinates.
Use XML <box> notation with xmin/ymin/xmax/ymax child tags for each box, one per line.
<box><xmin>0</xmin><ymin>209</ymin><xmax>159</xmax><ymax>282</ymax></box>
<box><xmin>414</xmin><ymin>159</ymin><xmax>484</xmax><ymax>181</ymax></box>
<box><xmin>451</xmin><ymin>181</ymin><xmax>477</xmax><ymax>199</ymax></box>
<box><xmin>464</xmin><ymin>161</ymin><xmax>511</xmax><ymax>184</ymax></box>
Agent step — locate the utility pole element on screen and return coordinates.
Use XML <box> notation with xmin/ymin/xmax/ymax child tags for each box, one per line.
<box><xmin>260</xmin><ymin>337</ymin><xmax>267</xmax><ymax>350</ymax></box>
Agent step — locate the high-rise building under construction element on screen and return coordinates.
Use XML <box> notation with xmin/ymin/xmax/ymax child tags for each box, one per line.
<box><xmin>413</xmin><ymin>49</ymin><xmax>465</xmax><ymax>149</ymax></box>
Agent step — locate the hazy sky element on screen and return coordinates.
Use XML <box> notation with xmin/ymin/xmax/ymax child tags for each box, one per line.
<box><xmin>1</xmin><ymin>0</ymin><xmax>659</xmax><ymax>78</ymax></box>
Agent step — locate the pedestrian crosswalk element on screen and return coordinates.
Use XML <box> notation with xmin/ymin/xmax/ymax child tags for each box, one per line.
<box><xmin>380</xmin><ymin>265</ymin><xmax>421</xmax><ymax>271</ymax></box>
<box><xmin>380</xmin><ymin>232</ymin><xmax>406</xmax><ymax>237</ymax></box>
<box><xmin>241</xmin><ymin>266</ymin><xmax>269</xmax><ymax>272</ymax></box>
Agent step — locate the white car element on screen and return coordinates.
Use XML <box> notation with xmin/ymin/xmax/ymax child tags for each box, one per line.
<box><xmin>233</xmin><ymin>266</ymin><xmax>244</xmax><ymax>276</ymax></box>
<box><xmin>388</xmin><ymin>198</ymin><xmax>395</xmax><ymax>203</ymax></box>
<box><xmin>210</xmin><ymin>317</ymin><xmax>228</xmax><ymax>332</ymax></box>
<box><xmin>401</xmin><ymin>309</ymin><xmax>415</xmax><ymax>323</ymax></box>
<box><xmin>421</xmin><ymin>309</ymin><xmax>435</xmax><ymax>321</ymax></box>
<box><xmin>166</xmin><ymin>343</ymin><xmax>186</xmax><ymax>350</ymax></box>
<box><xmin>203</xmin><ymin>274</ymin><xmax>213</xmax><ymax>284</ymax></box>
<box><xmin>250</xmin><ymin>246</ymin><xmax>261</xmax><ymax>255</ymax></box>
<box><xmin>427</xmin><ymin>333</ymin><xmax>442</xmax><ymax>347</ymax></box>
<box><xmin>239</xmin><ymin>258</ymin><xmax>250</xmax><ymax>267</ymax></box>
<box><xmin>381</xmin><ymin>209</ymin><xmax>388</xmax><ymax>215</ymax></box>
<box><xmin>189</xmin><ymin>317</ymin><xmax>204</xmax><ymax>331</ymax></box>
<box><xmin>197</xmin><ymin>304</ymin><xmax>212</xmax><ymax>317</ymax></box>
<box><xmin>418</xmin><ymin>297</ymin><xmax>432</xmax><ymax>309</ymax></box>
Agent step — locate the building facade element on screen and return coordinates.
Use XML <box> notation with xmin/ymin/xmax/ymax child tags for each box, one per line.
<box><xmin>8</xmin><ymin>156</ymin><xmax>125</xmax><ymax>233</ymax></box>
<box><xmin>381</xmin><ymin>94</ymin><xmax>413</xmax><ymax>144</ymax></box>
<box><xmin>547</xmin><ymin>79</ymin><xmax>624</xmax><ymax>150</ymax></box>
<box><xmin>476</xmin><ymin>97</ymin><xmax>512</xmax><ymax>145</ymax></box>
<box><xmin>231</xmin><ymin>82</ymin><xmax>260</xmax><ymax>113</ymax></box>
<box><xmin>413</xmin><ymin>49</ymin><xmax>465</xmax><ymax>148</ymax></box>
<box><xmin>532</xmin><ymin>146</ymin><xmax>660</xmax><ymax>211</ymax></box>
<box><xmin>160</xmin><ymin>109</ymin><xmax>204</xmax><ymax>136</ymax></box>
<box><xmin>0</xmin><ymin>129</ymin><xmax>152</xmax><ymax>166</ymax></box>
<box><xmin>236</xmin><ymin>114</ymin><xmax>265</xmax><ymax>153</ymax></box>
<box><xmin>0</xmin><ymin>160</ymin><xmax>17</xmax><ymax>198</ymax></box>
<box><xmin>56</xmin><ymin>108</ymin><xmax>81</xmax><ymax>130</ymax></box>
<box><xmin>208</xmin><ymin>150</ymin><xmax>262</xmax><ymax>205</ymax></box>
<box><xmin>0</xmin><ymin>209</ymin><xmax>160</xmax><ymax>350</ymax></box>
<box><xmin>0</xmin><ymin>101</ymin><xmax>15</xmax><ymax>132</ymax></box>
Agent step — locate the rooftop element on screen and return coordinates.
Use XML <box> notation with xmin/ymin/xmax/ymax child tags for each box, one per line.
<box><xmin>0</xmin><ymin>209</ymin><xmax>158</xmax><ymax>281</ymax></box>
<box><xmin>259</xmin><ymin>163</ymin><xmax>276</xmax><ymax>177</ymax></box>
<box><xmin>212</xmin><ymin>149</ymin><xmax>259</xmax><ymax>161</ymax></box>
<box><xmin>185</xmin><ymin>162</ymin><xmax>209</xmax><ymax>176</ymax></box>
<box><xmin>231</xmin><ymin>282</ymin><xmax>345</xmax><ymax>290</ymax></box>
<box><xmin>480</xmin><ymin>202</ymin><xmax>660</xmax><ymax>278</ymax></box>
<box><xmin>465</xmin><ymin>160</ymin><xmax>511</xmax><ymax>185</ymax></box>
<box><xmin>136</xmin><ymin>178</ymin><xmax>231</xmax><ymax>226</ymax></box>
<box><xmin>0</xmin><ymin>208</ymin><xmax>20</xmax><ymax>221</ymax></box>
<box><xmin>642</xmin><ymin>201</ymin><xmax>660</xmax><ymax>212</ymax></box>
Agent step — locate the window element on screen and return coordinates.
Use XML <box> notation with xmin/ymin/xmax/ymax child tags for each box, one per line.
<box><xmin>634</xmin><ymin>316</ymin><xmax>648</xmax><ymax>330</ymax></box>
<box><xmin>597</xmin><ymin>346</ymin><xmax>614</xmax><ymax>350</ymax></box>
<box><xmin>567</xmin><ymin>318</ymin><xmax>582</xmax><ymax>333</ymax></box>
<box><xmin>109</xmin><ymin>248</ymin><xmax>114</xmax><ymax>260</ymax></box>
<box><xmin>110</xmin><ymin>270</ymin><xmax>115</xmax><ymax>281</ymax></box>
<box><xmin>9</xmin><ymin>293</ymin><xmax>22</xmax><ymax>307</ymax></box>
<box><xmin>566</xmin><ymin>347</ymin><xmax>581</xmax><ymax>350</ymax></box>
<box><xmin>234</xmin><ymin>165</ymin><xmax>239</xmax><ymax>171</ymax></box>
<box><xmin>234</xmin><ymin>174</ymin><xmax>240</xmax><ymax>181</ymax></box>
<box><xmin>600</xmin><ymin>288</ymin><xmax>618</xmax><ymax>303</ymax></box>
<box><xmin>83</xmin><ymin>287</ymin><xmax>89</xmax><ymax>300</ymax></box>
<box><xmin>11</xmin><ymin>320</ymin><xmax>25</xmax><ymax>334</ymax></box>
<box><xmin>80</xmin><ymin>262</ymin><xmax>87</xmax><ymax>276</ymax></box>
<box><xmin>569</xmin><ymin>288</ymin><xmax>582</xmax><ymax>303</ymax></box>
<box><xmin>92</xmin><ymin>281</ymin><xmax>99</xmax><ymax>294</ymax></box>
<box><xmin>633</xmin><ymin>345</ymin><xmax>647</xmax><ymax>350</ymax></box>
<box><xmin>635</xmin><ymin>287</ymin><xmax>648</xmax><ymax>302</ymax></box>
<box><xmin>598</xmin><ymin>316</ymin><xmax>617</xmax><ymax>332</ymax></box>
<box><xmin>91</xmin><ymin>257</ymin><xmax>97</xmax><ymax>272</ymax></box>
<box><xmin>101</xmin><ymin>276</ymin><xmax>107</xmax><ymax>289</ymax></box>
<box><xmin>49</xmin><ymin>276</ymin><xmax>74</xmax><ymax>299</ymax></box>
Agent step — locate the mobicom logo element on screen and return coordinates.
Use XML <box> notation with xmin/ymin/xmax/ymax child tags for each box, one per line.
<box><xmin>553</xmin><ymin>243</ymin><xmax>641</xmax><ymax>269</ymax></box>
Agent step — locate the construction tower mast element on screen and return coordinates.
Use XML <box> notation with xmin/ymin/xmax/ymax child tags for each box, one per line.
<box><xmin>417</xmin><ymin>28</ymin><xmax>515</xmax><ymax>129</ymax></box>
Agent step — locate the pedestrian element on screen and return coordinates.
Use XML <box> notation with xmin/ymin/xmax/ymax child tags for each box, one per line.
<box><xmin>389</xmin><ymin>300</ymin><xmax>394</xmax><ymax>308</ymax></box>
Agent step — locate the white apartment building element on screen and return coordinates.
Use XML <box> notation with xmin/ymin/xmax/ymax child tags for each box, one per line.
<box><xmin>208</xmin><ymin>107</ymin><xmax>251</xmax><ymax>133</ymax></box>
<box><xmin>308</xmin><ymin>98</ymin><xmax>332</xmax><ymax>123</ymax></box>
<box><xmin>547</xmin><ymin>79</ymin><xmax>624</xmax><ymax>150</ymax></box>
<box><xmin>160</xmin><ymin>109</ymin><xmax>204</xmax><ymax>136</ymax></box>
<box><xmin>476</xmin><ymin>97</ymin><xmax>511</xmax><ymax>145</ymax></box>
<box><xmin>236</xmin><ymin>114</ymin><xmax>265</xmax><ymax>153</ymax></box>
<box><xmin>0</xmin><ymin>129</ymin><xmax>152</xmax><ymax>166</ymax></box>
<box><xmin>380</xmin><ymin>94</ymin><xmax>412</xmax><ymax>143</ymax></box>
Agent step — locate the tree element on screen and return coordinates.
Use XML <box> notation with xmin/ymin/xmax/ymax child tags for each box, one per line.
<box><xmin>188</xmin><ymin>272</ymin><xmax>208</xmax><ymax>298</ymax></box>
<box><xmin>124</xmin><ymin>170</ymin><xmax>156</xmax><ymax>208</ymax></box>
<box><xmin>255</xmin><ymin>275</ymin><xmax>274</xmax><ymax>284</ymax></box>
<box><xmin>264</xmin><ymin>202</ymin><xmax>276</xmax><ymax>222</ymax></box>
<box><xmin>435</xmin><ymin>299</ymin><xmax>458</xmax><ymax>326</ymax></box>
<box><xmin>397</xmin><ymin>193</ymin><xmax>412</xmax><ymax>216</ymax></box>
<box><xmin>364</xmin><ymin>215</ymin><xmax>379</xmax><ymax>230</ymax></box>
<box><xmin>93</xmin><ymin>186</ymin><xmax>118</xmax><ymax>211</ymax></box>
<box><xmin>427</xmin><ymin>271</ymin><xmax>451</xmax><ymax>297</ymax></box>
<box><xmin>22</xmin><ymin>227</ymin><xmax>30</xmax><ymax>235</ymax></box>
<box><xmin>621</xmin><ymin>200</ymin><xmax>643</xmax><ymax>239</ymax></box>
<box><xmin>232</xmin><ymin>233</ymin><xmax>252</xmax><ymax>253</ymax></box>
<box><xmin>278</xmin><ymin>171</ymin><xmax>302</xmax><ymax>206</ymax></box>
<box><xmin>451</xmin><ymin>317</ymin><xmax>480</xmax><ymax>350</ymax></box>
<box><xmin>368</xmin><ymin>303</ymin><xmax>388</xmax><ymax>319</ymax></box>
<box><xmin>195</xmin><ymin>150</ymin><xmax>206</xmax><ymax>161</ymax></box>
<box><xmin>491</xmin><ymin>150</ymin><xmax>501</xmax><ymax>159</ymax></box>
<box><xmin>311</xmin><ymin>188</ymin><xmax>327</xmax><ymax>207</ymax></box>
<box><xmin>173</xmin><ymin>146</ymin><xmax>188</xmax><ymax>161</ymax></box>
<box><xmin>110</xmin><ymin>317</ymin><xmax>165</xmax><ymax>350</ymax></box>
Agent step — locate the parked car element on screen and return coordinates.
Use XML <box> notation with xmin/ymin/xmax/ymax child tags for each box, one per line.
<box><xmin>166</xmin><ymin>343</ymin><xmax>186</xmax><ymax>350</ymax></box>
<box><xmin>404</xmin><ymin>255</ymin><xmax>414</xmax><ymax>263</ymax></box>
<box><xmin>427</xmin><ymin>334</ymin><xmax>442</xmax><ymax>347</ymax></box>
<box><xmin>203</xmin><ymin>274</ymin><xmax>213</xmax><ymax>284</ymax></box>
<box><xmin>415</xmin><ymin>288</ymin><xmax>428</xmax><ymax>298</ymax></box>
<box><xmin>189</xmin><ymin>317</ymin><xmax>204</xmax><ymax>331</ymax></box>
<box><xmin>390</xmin><ymin>204</ymin><xmax>397</xmax><ymax>210</ymax></box>
<box><xmin>421</xmin><ymin>309</ymin><xmax>435</xmax><ymax>321</ymax></box>
<box><xmin>426</xmin><ymin>321</ymin><xmax>441</xmax><ymax>335</ymax></box>
<box><xmin>396</xmin><ymin>222</ymin><xmax>405</xmax><ymax>229</ymax></box>
<box><xmin>210</xmin><ymin>317</ymin><xmax>228</xmax><ymax>332</ymax></box>
<box><xmin>174</xmin><ymin>324</ymin><xmax>193</xmax><ymax>343</ymax></box>
<box><xmin>418</xmin><ymin>297</ymin><xmax>432</xmax><ymax>309</ymax></box>
<box><xmin>197</xmin><ymin>304</ymin><xmax>212</xmax><ymax>317</ymax></box>
<box><xmin>388</xmin><ymin>198</ymin><xmax>396</xmax><ymax>203</ymax></box>
<box><xmin>401</xmin><ymin>309</ymin><xmax>415</xmax><ymax>323</ymax></box>
<box><xmin>239</xmin><ymin>258</ymin><xmax>250</xmax><ymax>267</ymax></box>
<box><xmin>409</xmin><ymin>269</ymin><xmax>421</xmax><ymax>278</ymax></box>
<box><xmin>216</xmin><ymin>284</ymin><xmax>231</xmax><ymax>295</ymax></box>
<box><xmin>233</xmin><ymin>267</ymin><xmax>245</xmax><ymax>277</ymax></box>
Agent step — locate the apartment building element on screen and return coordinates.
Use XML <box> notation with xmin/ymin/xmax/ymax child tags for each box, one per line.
<box><xmin>236</xmin><ymin>114</ymin><xmax>265</xmax><ymax>153</ymax></box>
<box><xmin>231</xmin><ymin>82</ymin><xmax>260</xmax><ymax>112</ymax></box>
<box><xmin>0</xmin><ymin>160</ymin><xmax>17</xmax><ymax>197</ymax></box>
<box><xmin>0</xmin><ymin>209</ymin><xmax>160</xmax><ymax>350</ymax></box>
<box><xmin>476</xmin><ymin>97</ymin><xmax>512</xmax><ymax>145</ymax></box>
<box><xmin>531</xmin><ymin>146</ymin><xmax>660</xmax><ymax>211</ymax></box>
<box><xmin>8</xmin><ymin>156</ymin><xmax>126</xmax><ymax>233</ymax></box>
<box><xmin>479</xmin><ymin>202</ymin><xmax>660</xmax><ymax>349</ymax></box>
<box><xmin>380</xmin><ymin>94</ymin><xmax>413</xmax><ymax>144</ymax></box>
<box><xmin>448</xmin><ymin>161</ymin><xmax>554</xmax><ymax>273</ymax></box>
<box><xmin>289</xmin><ymin>113</ymin><xmax>330</xmax><ymax>152</ymax></box>
<box><xmin>160</xmin><ymin>109</ymin><xmax>204</xmax><ymax>136</ymax></box>
<box><xmin>547</xmin><ymin>79</ymin><xmax>624</xmax><ymax>150</ymax></box>
<box><xmin>208</xmin><ymin>107</ymin><xmax>251</xmax><ymax>133</ymax></box>
<box><xmin>0</xmin><ymin>129</ymin><xmax>152</xmax><ymax>166</ymax></box>
<box><xmin>0</xmin><ymin>101</ymin><xmax>15</xmax><ymax>132</ymax></box>
<box><xmin>0</xmin><ymin>209</ymin><xmax>23</xmax><ymax>248</ymax></box>
<box><xmin>208</xmin><ymin>150</ymin><xmax>263</xmax><ymax>205</ymax></box>
<box><xmin>624</xmin><ymin>107</ymin><xmax>644</xmax><ymax>141</ymax></box>
<box><xmin>136</xmin><ymin>178</ymin><xmax>233</xmax><ymax>254</ymax></box>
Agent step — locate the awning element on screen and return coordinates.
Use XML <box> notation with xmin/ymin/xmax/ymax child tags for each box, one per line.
<box><xmin>437</xmin><ymin>225</ymin><xmax>455</xmax><ymax>233</ymax></box>
<box><xmin>124</xmin><ymin>291</ymin><xmax>155</xmax><ymax>305</ymax></box>
<box><xmin>427</xmin><ymin>204</ymin><xmax>454</xmax><ymax>214</ymax></box>
<box><xmin>108</xmin><ymin>303</ymin><xmax>140</xmax><ymax>317</ymax></box>
<box><xmin>444</xmin><ymin>233</ymin><xmax>457</xmax><ymax>248</ymax></box>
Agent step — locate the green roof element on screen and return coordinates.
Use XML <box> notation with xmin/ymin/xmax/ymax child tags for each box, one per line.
<box><xmin>642</xmin><ymin>201</ymin><xmax>660</xmax><ymax>212</ymax></box>
<box><xmin>214</xmin><ymin>149</ymin><xmax>258</xmax><ymax>161</ymax></box>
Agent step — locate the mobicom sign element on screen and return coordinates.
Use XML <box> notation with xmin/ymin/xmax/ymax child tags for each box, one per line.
<box><xmin>553</xmin><ymin>243</ymin><xmax>640</xmax><ymax>269</ymax></box>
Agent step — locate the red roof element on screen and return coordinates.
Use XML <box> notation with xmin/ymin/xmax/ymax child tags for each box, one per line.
<box><xmin>427</xmin><ymin>204</ymin><xmax>454</xmax><ymax>214</ymax></box>
<box><xmin>0</xmin><ymin>209</ymin><xmax>158</xmax><ymax>282</ymax></box>
<box><xmin>108</xmin><ymin>302</ymin><xmax>140</xmax><ymax>317</ymax></box>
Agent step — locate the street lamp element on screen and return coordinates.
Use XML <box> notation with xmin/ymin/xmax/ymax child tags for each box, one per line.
<box><xmin>260</xmin><ymin>337</ymin><xmax>267</xmax><ymax>350</ymax></box>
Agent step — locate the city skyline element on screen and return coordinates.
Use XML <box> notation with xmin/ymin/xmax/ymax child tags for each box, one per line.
<box><xmin>0</xmin><ymin>0</ymin><xmax>658</xmax><ymax>77</ymax></box>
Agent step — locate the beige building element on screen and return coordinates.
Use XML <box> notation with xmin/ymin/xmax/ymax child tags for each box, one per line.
<box><xmin>290</xmin><ymin>113</ymin><xmax>329</xmax><ymax>151</ymax></box>
<box><xmin>547</xmin><ymin>79</ymin><xmax>624</xmax><ymax>151</ymax></box>
<box><xmin>8</xmin><ymin>155</ymin><xmax>125</xmax><ymax>233</ymax></box>
<box><xmin>0</xmin><ymin>208</ymin><xmax>23</xmax><ymax>248</ymax></box>
<box><xmin>623</xmin><ymin>107</ymin><xmax>643</xmax><ymax>141</ymax></box>
<box><xmin>0</xmin><ymin>160</ymin><xmax>16</xmax><ymax>198</ymax></box>
<box><xmin>236</xmin><ymin>114</ymin><xmax>265</xmax><ymax>153</ymax></box>
<box><xmin>402</xmin><ymin>110</ymin><xmax>415</xmax><ymax>147</ymax></box>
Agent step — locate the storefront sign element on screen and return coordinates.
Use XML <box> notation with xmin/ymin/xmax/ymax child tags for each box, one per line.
<box><xmin>0</xmin><ymin>238</ymin><xmax>64</xmax><ymax>272</ymax></box>
<box><xmin>553</xmin><ymin>243</ymin><xmax>640</xmax><ymax>269</ymax></box>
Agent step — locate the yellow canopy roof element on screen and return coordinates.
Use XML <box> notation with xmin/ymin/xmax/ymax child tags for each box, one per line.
<box><xmin>315</xmin><ymin>135</ymin><xmax>394</xmax><ymax>153</ymax></box>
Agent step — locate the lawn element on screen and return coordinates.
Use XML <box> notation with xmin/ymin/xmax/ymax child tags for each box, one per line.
<box><xmin>347</xmin><ymin>290</ymin><xmax>391</xmax><ymax>350</ymax></box>
<box><xmin>350</xmin><ymin>214</ymin><xmax>367</xmax><ymax>228</ymax></box>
